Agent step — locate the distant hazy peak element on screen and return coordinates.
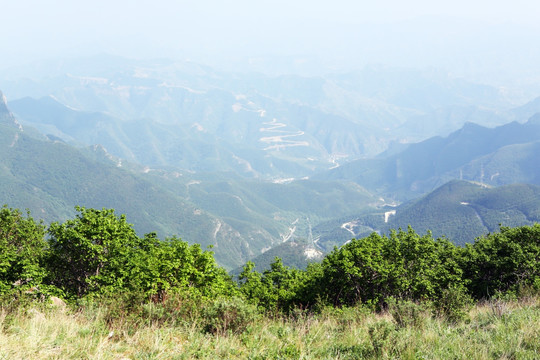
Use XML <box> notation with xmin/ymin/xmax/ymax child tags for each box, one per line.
<box><xmin>526</xmin><ymin>112</ymin><xmax>540</xmax><ymax>125</ymax></box>
<box><xmin>460</xmin><ymin>121</ymin><xmax>485</xmax><ymax>131</ymax></box>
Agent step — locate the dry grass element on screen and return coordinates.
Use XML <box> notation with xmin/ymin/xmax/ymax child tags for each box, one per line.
<box><xmin>0</xmin><ymin>296</ymin><xmax>538</xmax><ymax>359</ymax></box>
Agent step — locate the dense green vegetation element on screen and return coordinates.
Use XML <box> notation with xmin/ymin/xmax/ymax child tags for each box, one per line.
<box><xmin>0</xmin><ymin>206</ymin><xmax>47</xmax><ymax>294</ymax></box>
<box><xmin>0</xmin><ymin>204</ymin><xmax>539</xmax><ymax>358</ymax></box>
<box><xmin>2</xmin><ymin>204</ymin><xmax>538</xmax><ymax>310</ymax></box>
<box><xmin>378</xmin><ymin>180</ymin><xmax>540</xmax><ymax>246</ymax></box>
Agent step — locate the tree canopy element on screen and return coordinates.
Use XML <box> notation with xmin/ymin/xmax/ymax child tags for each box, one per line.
<box><xmin>0</xmin><ymin>205</ymin><xmax>538</xmax><ymax>315</ymax></box>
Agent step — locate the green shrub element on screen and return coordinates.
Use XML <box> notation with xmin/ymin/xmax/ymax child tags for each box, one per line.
<box><xmin>129</xmin><ymin>233</ymin><xmax>238</xmax><ymax>300</ymax></box>
<box><xmin>46</xmin><ymin>207</ymin><xmax>142</xmax><ymax>297</ymax></box>
<box><xmin>239</xmin><ymin>258</ymin><xmax>310</xmax><ymax>312</ymax></box>
<box><xmin>319</xmin><ymin>228</ymin><xmax>466</xmax><ymax>308</ymax></box>
<box><xmin>433</xmin><ymin>285</ymin><xmax>474</xmax><ymax>323</ymax></box>
<box><xmin>0</xmin><ymin>206</ymin><xmax>47</xmax><ymax>295</ymax></box>
<box><xmin>387</xmin><ymin>297</ymin><xmax>430</xmax><ymax>328</ymax></box>
<box><xmin>46</xmin><ymin>207</ymin><xmax>237</xmax><ymax>300</ymax></box>
<box><xmin>463</xmin><ymin>224</ymin><xmax>540</xmax><ymax>299</ymax></box>
<box><xmin>202</xmin><ymin>296</ymin><xmax>259</xmax><ymax>335</ymax></box>
<box><xmin>368</xmin><ymin>320</ymin><xmax>395</xmax><ymax>358</ymax></box>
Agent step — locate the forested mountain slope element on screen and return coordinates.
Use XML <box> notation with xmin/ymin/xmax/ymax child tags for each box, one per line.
<box><xmin>0</xmin><ymin>93</ymin><xmax>380</xmax><ymax>269</ymax></box>
<box><xmin>384</xmin><ymin>180</ymin><xmax>540</xmax><ymax>245</ymax></box>
<box><xmin>312</xmin><ymin>180</ymin><xmax>540</xmax><ymax>249</ymax></box>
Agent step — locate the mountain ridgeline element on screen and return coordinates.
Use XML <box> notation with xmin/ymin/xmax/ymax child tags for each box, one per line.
<box><xmin>2</xmin><ymin>57</ymin><xmax>540</xmax><ymax>270</ymax></box>
<box><xmin>312</xmin><ymin>116</ymin><xmax>540</xmax><ymax>248</ymax></box>
<box><xmin>315</xmin><ymin>116</ymin><xmax>540</xmax><ymax>198</ymax></box>
<box><xmin>6</xmin><ymin>57</ymin><xmax>538</xmax><ymax>180</ymax></box>
<box><xmin>384</xmin><ymin>181</ymin><xmax>540</xmax><ymax>245</ymax></box>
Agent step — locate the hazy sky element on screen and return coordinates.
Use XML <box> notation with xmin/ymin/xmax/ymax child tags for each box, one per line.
<box><xmin>2</xmin><ymin>0</ymin><xmax>540</xmax><ymax>78</ymax></box>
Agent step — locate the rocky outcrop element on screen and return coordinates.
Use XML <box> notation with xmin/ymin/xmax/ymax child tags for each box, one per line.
<box><xmin>0</xmin><ymin>90</ymin><xmax>9</xmax><ymax>114</ymax></box>
<box><xmin>0</xmin><ymin>90</ymin><xmax>22</xmax><ymax>130</ymax></box>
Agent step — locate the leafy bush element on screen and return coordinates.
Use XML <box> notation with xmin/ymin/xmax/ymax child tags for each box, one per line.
<box><xmin>320</xmin><ymin>232</ymin><xmax>392</xmax><ymax>307</ymax></box>
<box><xmin>46</xmin><ymin>207</ymin><xmax>142</xmax><ymax>297</ymax></box>
<box><xmin>463</xmin><ymin>224</ymin><xmax>540</xmax><ymax>298</ymax></box>
<box><xmin>0</xmin><ymin>206</ymin><xmax>47</xmax><ymax>295</ymax></box>
<box><xmin>239</xmin><ymin>258</ymin><xmax>310</xmax><ymax>312</ymax></box>
<box><xmin>433</xmin><ymin>285</ymin><xmax>474</xmax><ymax>323</ymax></box>
<box><xmin>128</xmin><ymin>233</ymin><xmax>237</xmax><ymax>300</ymax></box>
<box><xmin>46</xmin><ymin>207</ymin><xmax>237</xmax><ymax>300</ymax></box>
<box><xmin>319</xmin><ymin>228</ymin><xmax>466</xmax><ymax>308</ymax></box>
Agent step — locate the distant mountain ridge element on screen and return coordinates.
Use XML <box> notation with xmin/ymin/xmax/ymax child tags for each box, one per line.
<box><xmin>307</xmin><ymin>115</ymin><xmax>540</xmax><ymax>249</ymax></box>
<box><xmin>3</xmin><ymin>56</ymin><xmax>530</xmax><ymax>181</ymax></box>
<box><xmin>315</xmin><ymin>114</ymin><xmax>540</xmax><ymax>199</ymax></box>
<box><xmin>313</xmin><ymin>180</ymin><xmax>540</xmax><ymax>249</ymax></box>
<box><xmin>0</xmin><ymin>91</ymin><xmax>20</xmax><ymax>128</ymax></box>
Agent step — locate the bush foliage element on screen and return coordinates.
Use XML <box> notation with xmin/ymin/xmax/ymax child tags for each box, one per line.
<box><xmin>0</xmin><ymin>205</ymin><xmax>47</xmax><ymax>294</ymax></box>
<box><xmin>0</xmin><ymin>205</ymin><xmax>539</xmax><ymax>319</ymax></box>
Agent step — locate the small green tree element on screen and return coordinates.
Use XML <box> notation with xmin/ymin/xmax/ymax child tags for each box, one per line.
<box><xmin>129</xmin><ymin>234</ymin><xmax>236</xmax><ymax>300</ymax></box>
<box><xmin>319</xmin><ymin>228</ymin><xmax>467</xmax><ymax>308</ymax></box>
<box><xmin>389</xmin><ymin>228</ymin><xmax>465</xmax><ymax>301</ymax></box>
<box><xmin>239</xmin><ymin>258</ymin><xmax>308</xmax><ymax>312</ymax></box>
<box><xmin>463</xmin><ymin>224</ymin><xmax>540</xmax><ymax>298</ymax></box>
<box><xmin>0</xmin><ymin>206</ymin><xmax>47</xmax><ymax>294</ymax></box>
<box><xmin>46</xmin><ymin>207</ymin><xmax>142</xmax><ymax>297</ymax></box>
<box><xmin>321</xmin><ymin>232</ymin><xmax>393</xmax><ymax>307</ymax></box>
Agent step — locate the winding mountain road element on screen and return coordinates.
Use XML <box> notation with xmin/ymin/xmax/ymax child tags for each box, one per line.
<box><xmin>259</xmin><ymin>118</ymin><xmax>309</xmax><ymax>150</ymax></box>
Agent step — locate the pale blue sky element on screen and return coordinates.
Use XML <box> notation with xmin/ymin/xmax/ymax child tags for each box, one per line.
<box><xmin>1</xmin><ymin>0</ymin><xmax>540</xmax><ymax>78</ymax></box>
